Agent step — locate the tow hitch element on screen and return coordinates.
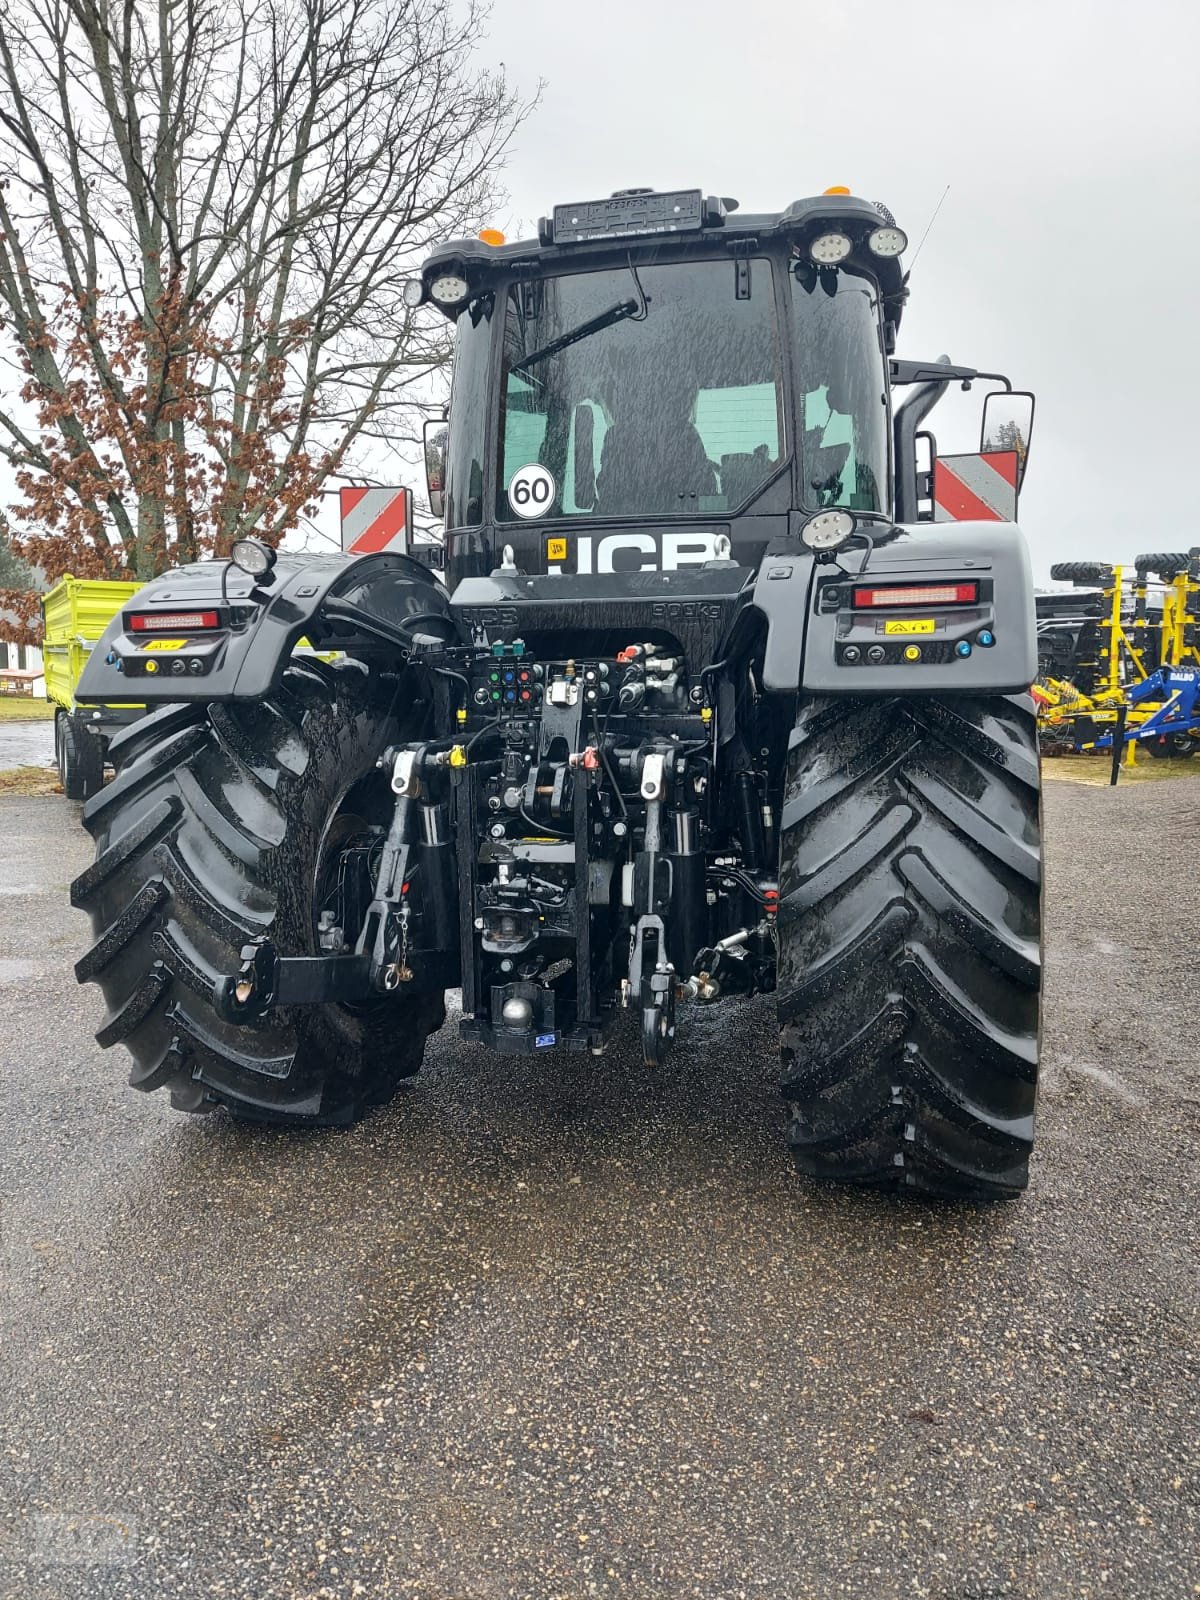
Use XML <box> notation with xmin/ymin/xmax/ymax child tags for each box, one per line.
<box><xmin>214</xmin><ymin>742</ymin><xmax>459</xmax><ymax>1022</ymax></box>
<box><xmin>214</xmin><ymin>940</ymin><xmax>371</xmax><ymax>1022</ymax></box>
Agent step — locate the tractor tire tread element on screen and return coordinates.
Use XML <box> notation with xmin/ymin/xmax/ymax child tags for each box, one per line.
<box><xmin>1049</xmin><ymin>561</ymin><xmax>1113</xmax><ymax>586</ymax></box>
<box><xmin>1133</xmin><ymin>551</ymin><xmax>1191</xmax><ymax>578</ymax></box>
<box><xmin>72</xmin><ymin>663</ymin><xmax>442</xmax><ymax>1126</ymax></box>
<box><xmin>777</xmin><ymin>692</ymin><xmax>1041</xmax><ymax>1201</ymax></box>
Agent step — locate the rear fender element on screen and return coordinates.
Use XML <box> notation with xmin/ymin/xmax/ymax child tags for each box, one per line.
<box><xmin>75</xmin><ymin>550</ymin><xmax>459</xmax><ymax>705</ymax></box>
<box><xmin>753</xmin><ymin>522</ymin><xmax>1036</xmax><ymax>695</ymax></box>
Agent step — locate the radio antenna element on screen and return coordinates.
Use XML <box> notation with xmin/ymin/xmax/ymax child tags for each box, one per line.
<box><xmin>908</xmin><ymin>184</ymin><xmax>950</xmax><ymax>273</ymax></box>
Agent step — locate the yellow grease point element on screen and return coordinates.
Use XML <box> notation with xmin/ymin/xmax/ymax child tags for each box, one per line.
<box><xmin>700</xmin><ymin>706</ymin><xmax>712</xmax><ymax>722</ymax></box>
<box><xmin>456</xmin><ymin>707</ymin><xmax>467</xmax><ymax>725</ymax></box>
<box><xmin>448</xmin><ymin>744</ymin><xmax>467</xmax><ymax>768</ymax></box>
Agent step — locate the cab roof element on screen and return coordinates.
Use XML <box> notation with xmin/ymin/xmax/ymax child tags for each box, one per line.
<box><xmin>419</xmin><ymin>187</ymin><xmax>909</xmax><ymax>341</ymax></box>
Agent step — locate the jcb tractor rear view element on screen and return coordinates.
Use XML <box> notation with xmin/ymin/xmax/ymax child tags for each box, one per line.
<box><xmin>71</xmin><ymin>185</ymin><xmax>1042</xmax><ymax>1200</ymax></box>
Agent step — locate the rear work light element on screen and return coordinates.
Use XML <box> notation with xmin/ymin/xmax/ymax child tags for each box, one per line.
<box><xmin>852</xmin><ymin>582</ymin><xmax>979</xmax><ymax>609</ymax></box>
<box><xmin>128</xmin><ymin>610</ymin><xmax>220</xmax><ymax>631</ymax></box>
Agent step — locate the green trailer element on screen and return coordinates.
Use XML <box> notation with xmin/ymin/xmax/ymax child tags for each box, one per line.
<box><xmin>42</xmin><ymin>576</ymin><xmax>145</xmax><ymax>800</ymax></box>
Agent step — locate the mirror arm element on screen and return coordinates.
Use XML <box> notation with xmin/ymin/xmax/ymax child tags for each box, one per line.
<box><xmin>894</xmin><ymin>367</ymin><xmax>951</xmax><ymax>522</ymax></box>
<box><xmin>891</xmin><ymin>359</ymin><xmax>1011</xmax><ymax>393</ymax></box>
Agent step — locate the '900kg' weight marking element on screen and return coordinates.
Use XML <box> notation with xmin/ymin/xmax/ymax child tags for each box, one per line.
<box><xmin>547</xmin><ymin>532</ymin><xmax>723</xmax><ymax>574</ymax></box>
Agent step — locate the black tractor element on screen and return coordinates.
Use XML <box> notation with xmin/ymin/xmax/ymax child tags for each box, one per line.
<box><xmin>71</xmin><ymin>185</ymin><xmax>1042</xmax><ymax>1200</ymax></box>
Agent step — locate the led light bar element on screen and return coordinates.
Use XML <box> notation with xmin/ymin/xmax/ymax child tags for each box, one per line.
<box><xmin>129</xmin><ymin>610</ymin><xmax>220</xmax><ymax>631</ymax></box>
<box><xmin>853</xmin><ymin>582</ymin><xmax>979</xmax><ymax>609</ymax></box>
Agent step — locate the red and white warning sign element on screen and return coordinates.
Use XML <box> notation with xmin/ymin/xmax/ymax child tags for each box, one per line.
<box><xmin>339</xmin><ymin>486</ymin><xmax>411</xmax><ymax>554</ymax></box>
<box><xmin>932</xmin><ymin>451</ymin><xmax>1019</xmax><ymax>523</ymax></box>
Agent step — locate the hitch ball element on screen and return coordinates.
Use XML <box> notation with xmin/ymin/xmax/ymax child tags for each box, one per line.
<box><xmin>501</xmin><ymin>997</ymin><xmax>533</xmax><ymax>1027</ymax></box>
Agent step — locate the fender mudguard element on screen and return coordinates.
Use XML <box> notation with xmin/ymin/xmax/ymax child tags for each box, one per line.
<box><xmin>75</xmin><ymin>550</ymin><xmax>460</xmax><ymax>705</ymax></box>
<box><xmin>753</xmin><ymin>522</ymin><xmax>1037</xmax><ymax>695</ymax></box>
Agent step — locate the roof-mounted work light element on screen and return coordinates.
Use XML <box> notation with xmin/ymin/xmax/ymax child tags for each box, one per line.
<box><xmin>428</xmin><ymin>272</ymin><xmax>470</xmax><ymax>307</ymax></box>
<box><xmin>868</xmin><ymin>226</ymin><xmax>908</xmax><ymax>258</ymax></box>
<box><xmin>809</xmin><ymin>231</ymin><xmax>853</xmax><ymax>265</ymax></box>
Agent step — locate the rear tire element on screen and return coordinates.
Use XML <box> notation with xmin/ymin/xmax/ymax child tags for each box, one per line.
<box><xmin>70</xmin><ymin>660</ymin><xmax>445</xmax><ymax>1125</ymax></box>
<box><xmin>777</xmin><ymin>694</ymin><xmax>1041</xmax><ymax>1201</ymax></box>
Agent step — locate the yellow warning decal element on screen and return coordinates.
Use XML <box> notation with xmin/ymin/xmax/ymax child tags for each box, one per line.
<box><xmin>141</xmin><ymin>638</ymin><xmax>187</xmax><ymax>651</ymax></box>
<box><xmin>884</xmin><ymin>619</ymin><xmax>935</xmax><ymax>635</ymax></box>
<box><xmin>546</xmin><ymin>537</ymin><xmax>568</xmax><ymax>562</ymax></box>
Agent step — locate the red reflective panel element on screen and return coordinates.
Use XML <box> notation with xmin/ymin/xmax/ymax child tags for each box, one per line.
<box><xmin>852</xmin><ymin>582</ymin><xmax>979</xmax><ymax>609</ymax></box>
<box><xmin>129</xmin><ymin>610</ymin><xmax>220</xmax><ymax>631</ymax></box>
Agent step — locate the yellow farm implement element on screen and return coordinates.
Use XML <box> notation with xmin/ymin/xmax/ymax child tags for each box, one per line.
<box><xmin>1036</xmin><ymin>550</ymin><xmax>1200</xmax><ymax>767</ymax></box>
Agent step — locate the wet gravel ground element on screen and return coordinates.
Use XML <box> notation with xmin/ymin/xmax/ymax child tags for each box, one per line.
<box><xmin>0</xmin><ymin>721</ymin><xmax>54</xmax><ymax>770</ymax></box>
<box><xmin>0</xmin><ymin>779</ymin><xmax>1197</xmax><ymax>1600</ymax></box>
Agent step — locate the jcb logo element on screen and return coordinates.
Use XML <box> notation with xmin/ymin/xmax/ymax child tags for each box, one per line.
<box><xmin>548</xmin><ymin>532</ymin><xmax>722</xmax><ymax>574</ymax></box>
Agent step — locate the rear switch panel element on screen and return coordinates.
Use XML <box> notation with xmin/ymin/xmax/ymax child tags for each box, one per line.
<box><xmin>803</xmin><ymin>570</ymin><xmax>1032</xmax><ymax>695</ymax></box>
<box><xmin>817</xmin><ymin>577</ymin><xmax>998</xmax><ymax>668</ymax></box>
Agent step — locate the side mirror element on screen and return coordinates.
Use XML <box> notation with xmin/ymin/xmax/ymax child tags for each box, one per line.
<box><xmin>981</xmin><ymin>390</ymin><xmax>1034</xmax><ymax>487</ymax></box>
<box><xmin>423</xmin><ymin>418</ymin><xmax>448</xmax><ymax>519</ymax></box>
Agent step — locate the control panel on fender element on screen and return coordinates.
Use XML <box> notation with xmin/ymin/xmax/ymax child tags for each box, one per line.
<box><xmin>815</xmin><ymin>575</ymin><xmax>999</xmax><ymax>668</ymax></box>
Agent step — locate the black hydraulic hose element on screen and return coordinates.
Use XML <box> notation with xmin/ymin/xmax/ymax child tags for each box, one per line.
<box><xmin>520</xmin><ymin>803</ymin><xmax>570</xmax><ymax>839</ymax></box>
<box><xmin>433</xmin><ymin>665</ymin><xmax>472</xmax><ymax>698</ymax></box>
<box><xmin>320</xmin><ymin>599</ymin><xmax>457</xmax><ymax>650</ymax></box>
<box><xmin>399</xmin><ymin>610</ymin><xmax>455</xmax><ymax>633</ymax></box>
<box><xmin>706</xmin><ymin>866</ymin><xmax>774</xmax><ymax>904</ymax></box>
<box><xmin>699</xmin><ymin>657</ymin><xmax>729</xmax><ymax>701</ymax></box>
<box><xmin>590</xmin><ymin>704</ymin><xmax>627</xmax><ymax>820</ymax></box>
<box><xmin>464</xmin><ymin>717</ymin><xmax>503</xmax><ymax>754</ymax></box>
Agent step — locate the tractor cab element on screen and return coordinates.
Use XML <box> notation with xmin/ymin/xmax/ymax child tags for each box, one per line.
<box><xmin>415</xmin><ymin>186</ymin><xmax>906</xmax><ymax>585</ymax></box>
<box><xmin>414</xmin><ymin>185</ymin><xmax>1032</xmax><ymax>586</ymax></box>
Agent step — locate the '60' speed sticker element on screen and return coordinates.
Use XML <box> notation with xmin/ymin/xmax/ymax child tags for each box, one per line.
<box><xmin>507</xmin><ymin>462</ymin><xmax>556</xmax><ymax>519</ymax></box>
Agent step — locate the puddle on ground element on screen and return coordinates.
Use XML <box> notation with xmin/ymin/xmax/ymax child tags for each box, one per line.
<box><xmin>0</xmin><ymin>958</ymin><xmax>41</xmax><ymax>983</ymax></box>
<box><xmin>0</xmin><ymin>722</ymin><xmax>55</xmax><ymax>769</ymax></box>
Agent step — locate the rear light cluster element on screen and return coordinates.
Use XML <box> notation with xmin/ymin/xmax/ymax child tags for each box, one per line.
<box><xmin>852</xmin><ymin>582</ymin><xmax>979</xmax><ymax>609</ymax></box>
<box><xmin>129</xmin><ymin>610</ymin><xmax>220</xmax><ymax>631</ymax></box>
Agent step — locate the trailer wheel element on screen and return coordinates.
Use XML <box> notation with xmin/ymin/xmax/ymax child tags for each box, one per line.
<box><xmin>1145</xmin><ymin>733</ymin><xmax>1196</xmax><ymax>759</ymax></box>
<box><xmin>777</xmin><ymin>694</ymin><xmax>1041</xmax><ymax>1201</ymax></box>
<box><xmin>57</xmin><ymin>712</ymin><xmax>104</xmax><ymax>802</ymax></box>
<box><xmin>70</xmin><ymin>660</ymin><xmax>445</xmax><ymax>1125</ymax></box>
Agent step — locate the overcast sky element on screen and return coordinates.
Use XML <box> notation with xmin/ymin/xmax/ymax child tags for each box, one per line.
<box><xmin>6</xmin><ymin>0</ymin><xmax>1195</xmax><ymax>582</ymax></box>
<box><xmin>462</xmin><ymin>0</ymin><xmax>1199</xmax><ymax>581</ymax></box>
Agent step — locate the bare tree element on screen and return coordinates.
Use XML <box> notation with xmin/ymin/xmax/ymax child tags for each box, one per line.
<box><xmin>0</xmin><ymin>0</ymin><xmax>531</xmax><ymax>636</ymax></box>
